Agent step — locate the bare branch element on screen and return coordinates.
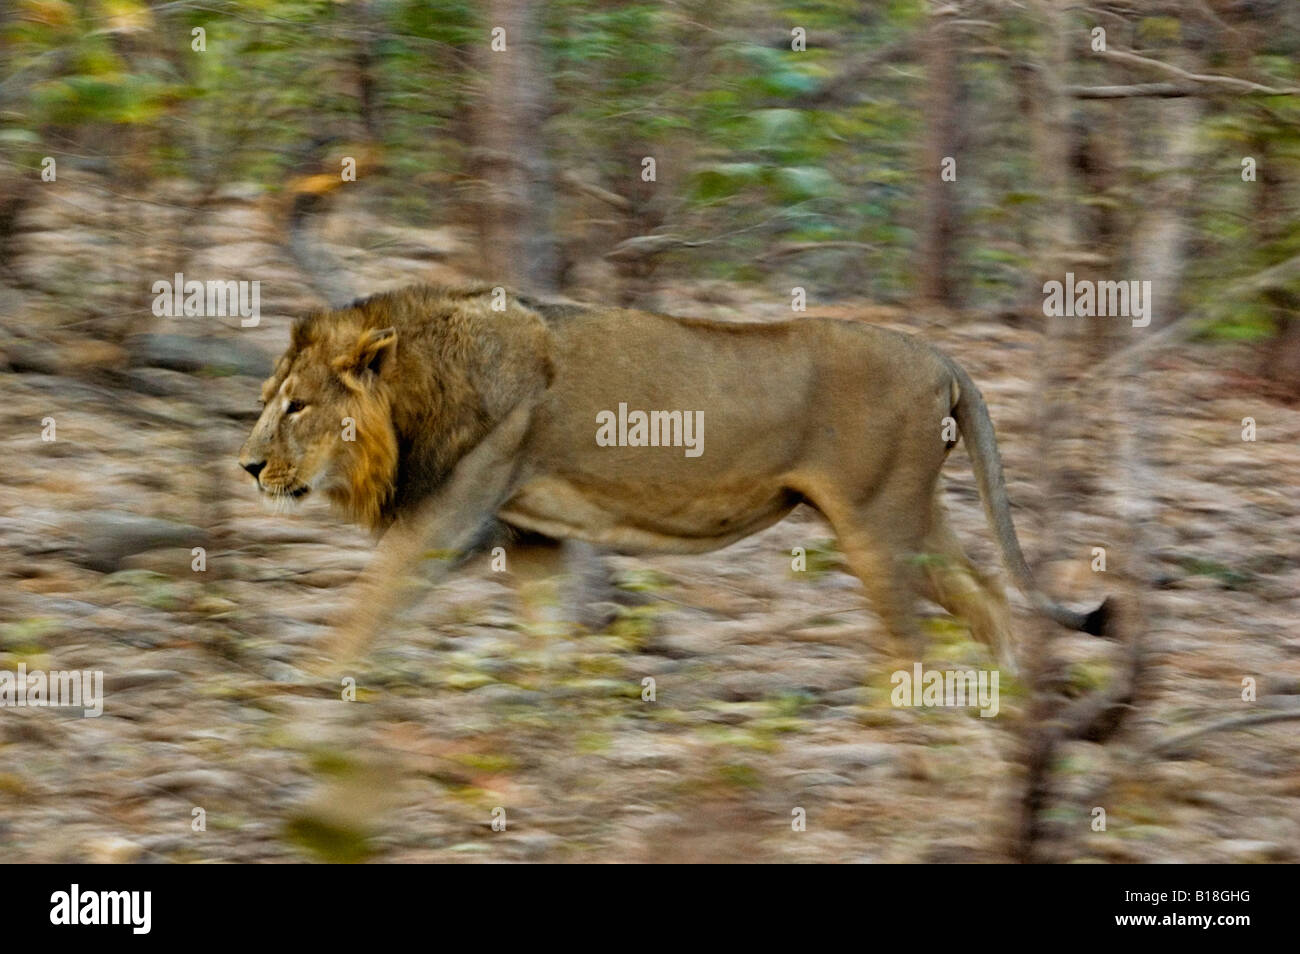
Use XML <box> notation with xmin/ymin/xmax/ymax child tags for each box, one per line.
<box><xmin>1086</xmin><ymin>251</ymin><xmax>1300</xmax><ymax>380</ymax></box>
<box><xmin>757</xmin><ymin>241</ymin><xmax>878</xmax><ymax>263</ymax></box>
<box><xmin>603</xmin><ymin>234</ymin><xmax>711</xmax><ymax>263</ymax></box>
<box><xmin>558</xmin><ymin>171</ymin><xmax>633</xmax><ymax>213</ymax></box>
<box><xmin>1070</xmin><ymin>49</ymin><xmax>1300</xmax><ymax>99</ymax></box>
<box><xmin>1148</xmin><ymin>709</ymin><xmax>1300</xmax><ymax>758</ymax></box>
<box><xmin>1098</xmin><ymin>48</ymin><xmax>1300</xmax><ymax>96</ymax></box>
<box><xmin>1069</xmin><ymin>82</ymin><xmax>1194</xmax><ymax>99</ymax></box>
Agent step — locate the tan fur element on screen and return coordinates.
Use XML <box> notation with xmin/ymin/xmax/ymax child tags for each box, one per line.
<box><xmin>240</xmin><ymin>285</ymin><xmax>1106</xmax><ymax>666</ymax></box>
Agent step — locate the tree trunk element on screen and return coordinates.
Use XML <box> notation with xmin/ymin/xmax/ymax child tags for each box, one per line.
<box><xmin>1015</xmin><ymin>0</ymin><xmax>1083</xmax><ymax>863</ymax></box>
<box><xmin>1253</xmin><ymin>125</ymin><xmax>1300</xmax><ymax>395</ymax></box>
<box><xmin>353</xmin><ymin>0</ymin><xmax>383</xmax><ymax>142</ymax></box>
<box><xmin>917</xmin><ymin>1</ymin><xmax>962</xmax><ymax>305</ymax></box>
<box><xmin>475</xmin><ymin>0</ymin><xmax>560</xmax><ymax>293</ymax></box>
<box><xmin>1131</xmin><ymin>91</ymin><xmax>1202</xmax><ymax>331</ymax></box>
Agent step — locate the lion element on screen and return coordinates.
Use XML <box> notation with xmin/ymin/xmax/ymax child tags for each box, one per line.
<box><xmin>238</xmin><ymin>284</ymin><xmax>1108</xmax><ymax>667</ymax></box>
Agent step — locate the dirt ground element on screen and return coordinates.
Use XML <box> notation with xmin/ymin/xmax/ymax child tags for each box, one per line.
<box><xmin>1</xmin><ymin>175</ymin><xmax>1297</xmax><ymax>862</ymax></box>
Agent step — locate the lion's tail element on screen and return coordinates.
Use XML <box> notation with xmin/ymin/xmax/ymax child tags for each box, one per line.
<box><xmin>943</xmin><ymin>356</ymin><xmax>1111</xmax><ymax>637</ymax></box>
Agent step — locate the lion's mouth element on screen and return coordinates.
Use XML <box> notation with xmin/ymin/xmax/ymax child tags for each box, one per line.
<box><xmin>262</xmin><ymin>484</ymin><xmax>311</xmax><ymax>499</ymax></box>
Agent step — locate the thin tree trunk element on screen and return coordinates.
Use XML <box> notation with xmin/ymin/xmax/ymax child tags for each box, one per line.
<box><xmin>917</xmin><ymin>1</ymin><xmax>962</xmax><ymax>305</ymax></box>
<box><xmin>1015</xmin><ymin>0</ymin><xmax>1082</xmax><ymax>863</ymax></box>
<box><xmin>475</xmin><ymin>0</ymin><xmax>560</xmax><ymax>293</ymax></box>
<box><xmin>1253</xmin><ymin>125</ymin><xmax>1300</xmax><ymax>394</ymax></box>
<box><xmin>353</xmin><ymin>0</ymin><xmax>383</xmax><ymax>142</ymax></box>
<box><xmin>1132</xmin><ymin>92</ymin><xmax>1201</xmax><ymax>331</ymax></box>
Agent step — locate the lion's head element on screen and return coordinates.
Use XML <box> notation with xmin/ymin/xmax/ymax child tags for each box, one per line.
<box><xmin>238</xmin><ymin>316</ymin><xmax>400</xmax><ymax>529</ymax></box>
<box><xmin>240</xmin><ymin>286</ymin><xmax>557</xmax><ymax>533</ymax></box>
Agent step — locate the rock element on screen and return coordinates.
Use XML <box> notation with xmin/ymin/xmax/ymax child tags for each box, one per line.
<box><xmin>471</xmin><ymin>684</ymin><xmax>544</xmax><ymax>706</ymax></box>
<box><xmin>68</xmin><ymin>512</ymin><xmax>205</xmax><ymax>573</ymax></box>
<box><xmin>294</xmin><ymin>568</ymin><xmax>360</xmax><ymax>589</ymax></box>
<box><xmin>119</xmin><ymin>548</ymin><xmax>197</xmax><ymax>576</ymax></box>
<box><xmin>1218</xmin><ymin>839</ymin><xmax>1291</xmax><ymax>862</ymax></box>
<box><xmin>126</xmin><ymin>333</ymin><xmax>271</xmax><ymax>378</ymax></box>
<box><xmin>809</xmin><ymin>743</ymin><xmax>897</xmax><ymax>772</ymax></box>
<box><xmin>214</xmin><ymin>395</ymin><xmax>262</xmax><ymax>422</ymax></box>
<box><xmin>821</xmin><ymin>687</ymin><xmax>868</xmax><ymax>707</ymax></box>
<box><xmin>86</xmin><ymin>836</ymin><xmax>146</xmax><ymax>864</ymax></box>
<box><xmin>789</xmin><ymin>770</ymin><xmax>853</xmax><ymax>788</ymax></box>
<box><xmin>713</xmin><ymin>671</ymin><xmax>791</xmax><ymax>701</ymax></box>
<box><xmin>1084</xmin><ymin>837</ymin><xmax>1145</xmax><ymax>863</ymax></box>
<box><xmin>187</xmin><ymin>241</ymin><xmax>287</xmax><ymax>273</ymax></box>
<box><xmin>61</xmin><ymin>339</ymin><xmax>126</xmax><ymax>371</ymax></box>
<box><xmin>111</xmin><ymin>367</ymin><xmax>199</xmax><ymax>398</ymax></box>
<box><xmin>899</xmin><ymin>747</ymin><xmax>935</xmax><ymax>781</ymax></box>
<box><xmin>138</xmin><ymin>834</ymin><xmax>188</xmax><ymax>855</ymax></box>
<box><xmin>143</xmin><ymin>769</ymin><xmax>245</xmax><ymax>795</ymax></box>
<box><xmin>264</xmin><ymin>662</ymin><xmax>305</xmax><ymax>683</ymax></box>
<box><xmin>102</xmin><ymin>669</ymin><xmax>184</xmax><ymax>692</ymax></box>
<box><xmin>211</xmin><ymin>182</ymin><xmax>267</xmax><ymax>204</ymax></box>
<box><xmin>647</xmin><ymin>632</ymin><xmax>710</xmax><ymax>658</ymax></box>
<box><xmin>605</xmin><ymin>738</ymin><xmax>680</xmax><ymax>769</ymax></box>
<box><xmin>511</xmin><ymin>832</ymin><xmax>563</xmax><ymax>860</ymax></box>
<box><xmin>3</xmin><ymin>340</ymin><xmax>62</xmax><ymax>374</ymax></box>
<box><xmin>25</xmin><ymin>597</ymin><xmax>102</xmax><ymax>619</ymax></box>
<box><xmin>365</xmin><ymin>225</ymin><xmax>468</xmax><ymax>261</ymax></box>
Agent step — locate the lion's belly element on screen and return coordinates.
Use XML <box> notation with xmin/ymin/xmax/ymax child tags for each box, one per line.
<box><xmin>498</xmin><ymin>475</ymin><xmax>800</xmax><ymax>554</ymax></box>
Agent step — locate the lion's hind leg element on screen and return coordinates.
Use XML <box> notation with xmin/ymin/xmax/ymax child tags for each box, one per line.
<box><xmin>917</xmin><ymin>502</ymin><xmax>1018</xmax><ymax>672</ymax></box>
<box><xmin>499</xmin><ymin>531</ymin><xmax>625</xmax><ymax>633</ymax></box>
<box><xmin>815</xmin><ymin>493</ymin><xmax>932</xmax><ymax>663</ymax></box>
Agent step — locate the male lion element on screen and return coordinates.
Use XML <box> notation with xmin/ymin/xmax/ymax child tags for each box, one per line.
<box><xmin>238</xmin><ymin>285</ymin><xmax>1107</xmax><ymax>667</ymax></box>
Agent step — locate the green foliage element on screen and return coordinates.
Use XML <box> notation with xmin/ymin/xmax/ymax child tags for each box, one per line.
<box><xmin>282</xmin><ymin>813</ymin><xmax>373</xmax><ymax>864</ymax></box>
<box><xmin>792</xmin><ymin>538</ymin><xmax>842</xmax><ymax>579</ymax></box>
<box><xmin>0</xmin><ymin>617</ymin><xmax>58</xmax><ymax>654</ymax></box>
<box><xmin>1</xmin><ymin>0</ymin><xmax>1296</xmax><ymax>326</ymax></box>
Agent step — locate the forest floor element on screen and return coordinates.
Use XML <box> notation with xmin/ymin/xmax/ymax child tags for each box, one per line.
<box><xmin>1</xmin><ymin>172</ymin><xmax>1298</xmax><ymax>863</ymax></box>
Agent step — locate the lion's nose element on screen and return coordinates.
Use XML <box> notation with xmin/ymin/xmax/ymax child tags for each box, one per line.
<box><xmin>241</xmin><ymin>459</ymin><xmax>266</xmax><ymax>479</ymax></box>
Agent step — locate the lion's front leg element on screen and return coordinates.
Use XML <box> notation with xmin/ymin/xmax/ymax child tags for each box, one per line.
<box><xmin>324</xmin><ymin>402</ymin><xmax>535</xmax><ymax>666</ymax></box>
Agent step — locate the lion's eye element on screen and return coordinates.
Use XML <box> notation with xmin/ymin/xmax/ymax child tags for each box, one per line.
<box><xmin>286</xmin><ymin>399</ymin><xmax>306</xmax><ymax>415</ymax></box>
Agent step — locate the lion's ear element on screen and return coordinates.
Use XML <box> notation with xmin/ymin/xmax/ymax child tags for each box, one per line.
<box><xmin>335</xmin><ymin>326</ymin><xmax>397</xmax><ymax>382</ymax></box>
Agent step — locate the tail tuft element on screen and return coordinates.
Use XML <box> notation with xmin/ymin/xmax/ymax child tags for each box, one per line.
<box><xmin>1081</xmin><ymin>596</ymin><xmax>1113</xmax><ymax>637</ymax></box>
